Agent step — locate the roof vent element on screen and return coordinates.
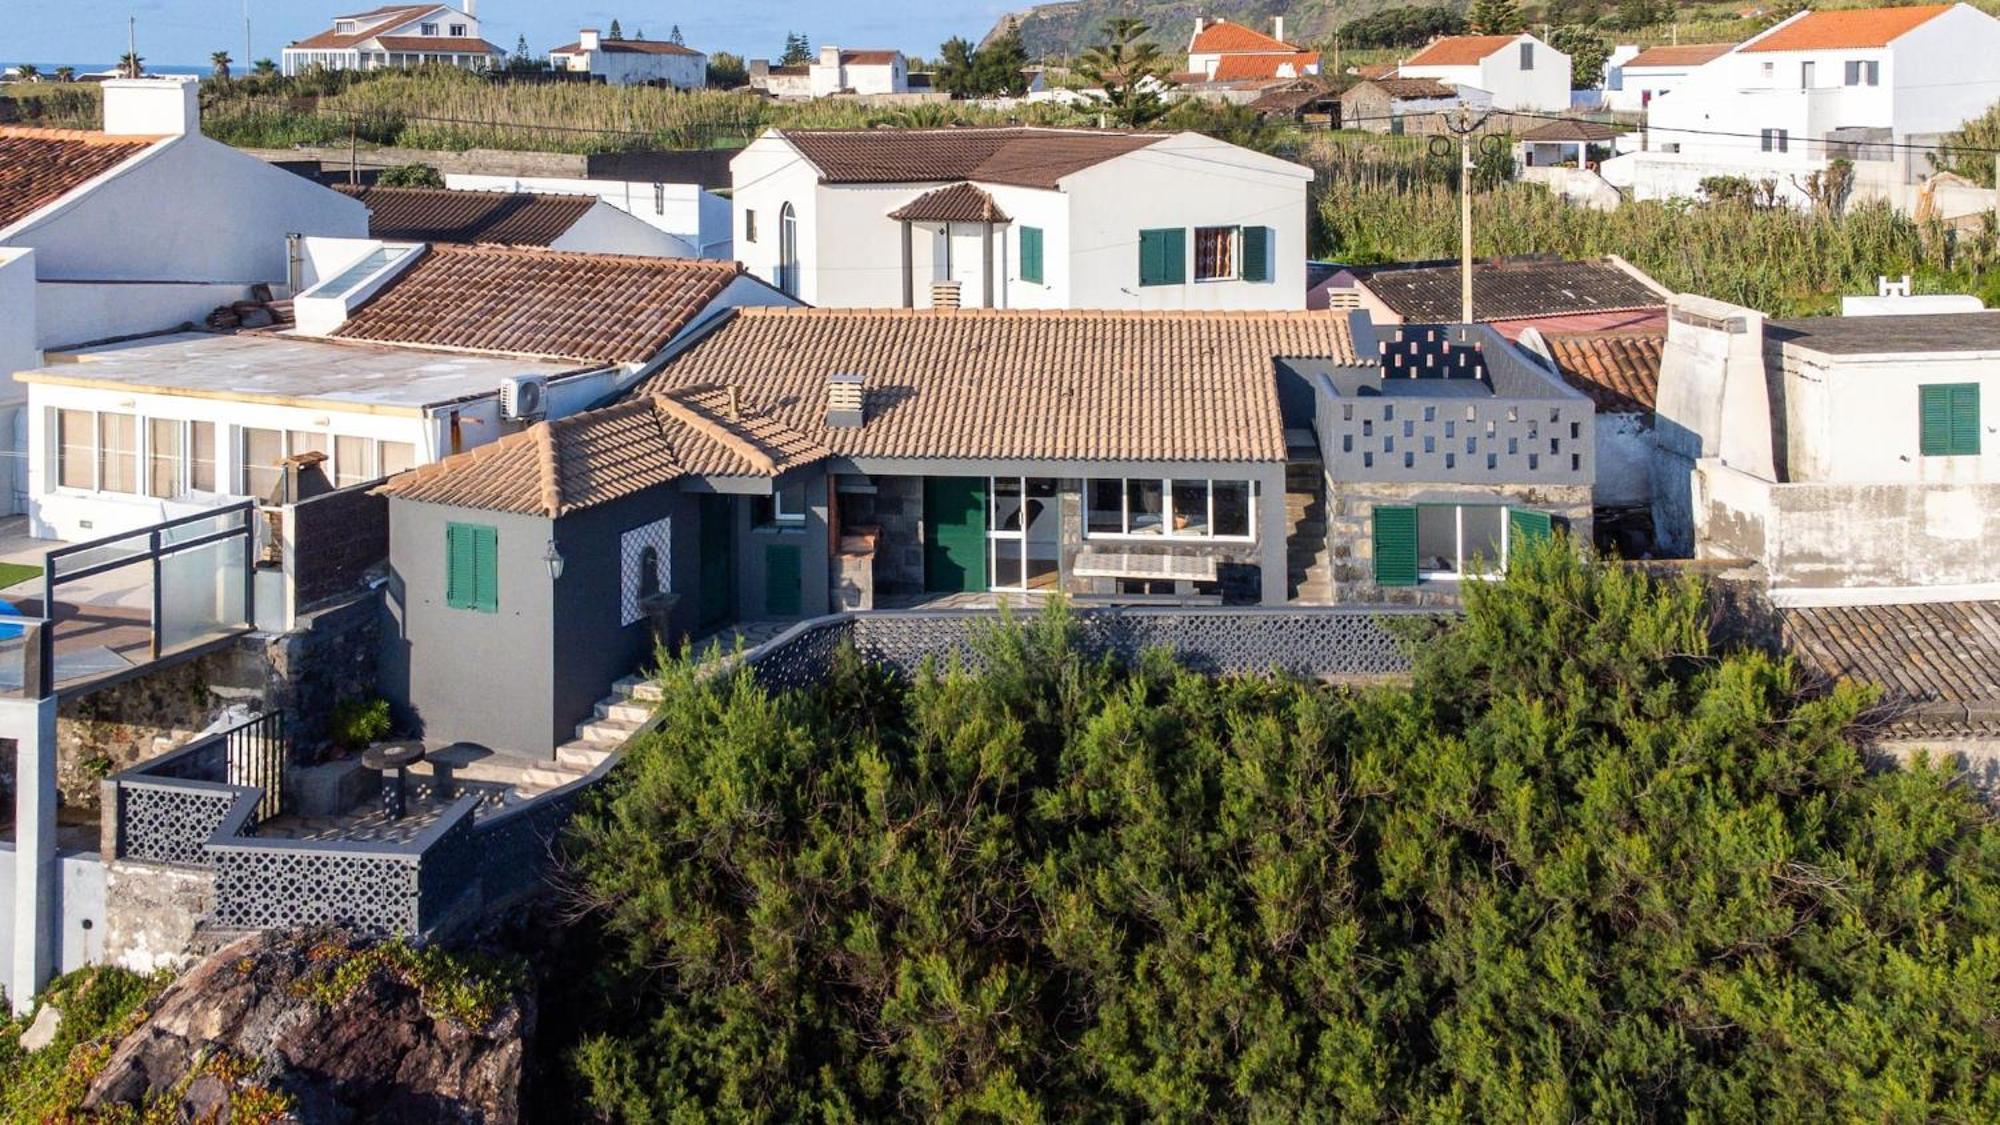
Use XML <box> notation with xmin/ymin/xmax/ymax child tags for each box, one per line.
<box><xmin>930</xmin><ymin>279</ymin><xmax>962</xmax><ymax>309</ymax></box>
<box><xmin>826</xmin><ymin>372</ymin><xmax>865</xmax><ymax>428</ymax></box>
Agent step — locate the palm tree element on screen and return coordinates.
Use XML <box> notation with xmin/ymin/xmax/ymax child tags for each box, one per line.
<box><xmin>252</xmin><ymin>58</ymin><xmax>277</xmax><ymax>77</ymax></box>
<box><xmin>53</xmin><ymin>65</ymin><xmax>74</xmax><ymax>82</ymax></box>
<box><xmin>1077</xmin><ymin>19</ymin><xmax>1174</xmax><ymax>127</ymax></box>
<box><xmin>119</xmin><ymin>51</ymin><xmax>144</xmax><ymax>78</ymax></box>
<box><xmin>210</xmin><ymin>50</ymin><xmax>232</xmax><ymax>80</ymax></box>
<box><xmin>13</xmin><ymin>64</ymin><xmax>40</xmax><ymax>82</ymax></box>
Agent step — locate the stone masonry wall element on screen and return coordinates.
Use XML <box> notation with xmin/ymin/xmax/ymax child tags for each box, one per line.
<box><xmin>102</xmin><ymin>859</ymin><xmax>215</xmax><ymax>975</ymax></box>
<box><xmin>262</xmin><ymin>591</ymin><xmax>382</xmax><ymax>762</ymax></box>
<box><xmin>1328</xmin><ymin>479</ymin><xmax>1595</xmax><ymax>606</ymax></box>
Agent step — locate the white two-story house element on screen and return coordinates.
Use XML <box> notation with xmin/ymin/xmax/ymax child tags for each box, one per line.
<box><xmin>282</xmin><ymin>3</ymin><xmax>503</xmax><ymax>75</ymax></box>
<box><xmin>1603</xmin><ymin>43</ymin><xmax>1734</xmax><ymax>113</ymax></box>
<box><xmin>1398</xmin><ymin>33</ymin><xmax>1572</xmax><ymax>111</ymax></box>
<box><xmin>1616</xmin><ymin>4</ymin><xmax>2000</xmax><ymax>204</ymax></box>
<box><xmin>549</xmin><ymin>28</ymin><xmax>706</xmax><ymax>88</ymax></box>
<box><xmin>1186</xmin><ymin>17</ymin><xmax>1321</xmax><ymax>82</ymax></box>
<box><xmin>730</xmin><ymin>126</ymin><xmax>1312</xmax><ymax>310</ymax></box>
<box><xmin>749</xmin><ymin>46</ymin><xmax>908</xmax><ymax>98</ymax></box>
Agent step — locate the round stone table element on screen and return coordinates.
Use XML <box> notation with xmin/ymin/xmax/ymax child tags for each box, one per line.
<box><xmin>362</xmin><ymin>740</ymin><xmax>426</xmax><ymax>821</ymax></box>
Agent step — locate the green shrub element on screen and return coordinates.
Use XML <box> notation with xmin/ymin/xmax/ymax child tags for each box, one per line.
<box><xmin>0</xmin><ymin>965</ymin><xmax>170</xmax><ymax>1123</ymax></box>
<box><xmin>553</xmin><ymin>545</ymin><xmax>2000</xmax><ymax>1119</ymax></box>
<box><xmin>373</xmin><ymin>162</ymin><xmax>443</xmax><ymax>187</ymax></box>
<box><xmin>328</xmin><ymin>697</ymin><xmax>391</xmax><ymax>751</ymax></box>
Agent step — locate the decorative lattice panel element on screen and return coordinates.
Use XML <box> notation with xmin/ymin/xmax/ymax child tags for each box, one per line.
<box><xmin>209</xmin><ymin>848</ymin><xmax>423</xmax><ymax>935</ymax></box>
<box><xmin>119</xmin><ymin>784</ymin><xmax>238</xmax><ymax>867</ymax></box>
<box><xmin>620</xmin><ymin>517</ymin><xmax>673</xmax><ymax>626</ymax></box>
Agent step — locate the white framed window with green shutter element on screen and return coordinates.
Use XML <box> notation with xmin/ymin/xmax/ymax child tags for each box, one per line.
<box><xmin>1919</xmin><ymin>383</ymin><xmax>1981</xmax><ymax>456</ymax></box>
<box><xmin>1019</xmin><ymin>226</ymin><xmax>1045</xmax><ymax>286</ymax></box>
<box><xmin>1374</xmin><ymin>504</ymin><xmax>1553</xmax><ymax>585</ymax></box>
<box><xmin>446</xmin><ymin>522</ymin><xmax>499</xmax><ymax>613</ymax></box>
<box><xmin>1138</xmin><ymin>228</ymin><xmax>1185</xmax><ymax>287</ymax></box>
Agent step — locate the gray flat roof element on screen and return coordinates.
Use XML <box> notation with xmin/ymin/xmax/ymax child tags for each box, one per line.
<box><xmin>1767</xmin><ymin>311</ymin><xmax>2000</xmax><ymax>356</ymax></box>
<box><xmin>16</xmin><ymin>332</ymin><xmax>573</xmax><ymax>413</ymax></box>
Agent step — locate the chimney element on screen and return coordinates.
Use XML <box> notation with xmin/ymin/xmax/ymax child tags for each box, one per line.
<box><xmin>462</xmin><ymin>0</ymin><xmax>475</xmax><ymax>17</ymax></box>
<box><xmin>579</xmin><ymin>27</ymin><xmax>600</xmax><ymax>52</ymax></box>
<box><xmin>826</xmin><ymin>372</ymin><xmax>865</xmax><ymax>428</ymax></box>
<box><xmin>102</xmin><ymin>76</ymin><xmax>199</xmax><ymax>137</ymax></box>
<box><xmin>749</xmin><ymin>59</ymin><xmax>770</xmax><ymax>79</ymax></box>
<box><xmin>1194</xmin><ymin>16</ymin><xmax>1205</xmax><ymax>33</ymax></box>
<box><xmin>820</xmin><ymin>44</ymin><xmax>842</xmax><ymax>69</ymax></box>
<box><xmin>1274</xmin><ymin>16</ymin><xmax>1286</xmax><ymax>44</ymax></box>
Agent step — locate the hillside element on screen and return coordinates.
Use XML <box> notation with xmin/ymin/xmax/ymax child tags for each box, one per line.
<box><xmin>987</xmin><ymin>0</ymin><xmax>1363</xmax><ymax>59</ymax></box>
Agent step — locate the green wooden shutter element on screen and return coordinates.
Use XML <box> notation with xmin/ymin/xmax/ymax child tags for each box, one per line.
<box><xmin>764</xmin><ymin>544</ymin><xmax>802</xmax><ymax>616</ymax></box>
<box><xmin>1139</xmin><ymin>228</ymin><xmax>1185</xmax><ymax>286</ymax></box>
<box><xmin>1949</xmin><ymin>383</ymin><xmax>1981</xmax><ymax>455</ymax></box>
<box><xmin>472</xmin><ymin>524</ymin><xmax>499</xmax><ymax>613</ymax></box>
<box><xmin>1507</xmin><ymin>508</ymin><xmax>1553</xmax><ymax>563</ymax></box>
<box><xmin>445</xmin><ymin>524</ymin><xmax>475</xmax><ymax>609</ymax></box>
<box><xmin>1372</xmin><ymin>506</ymin><xmax>1417</xmax><ymax>587</ymax></box>
<box><xmin>1920</xmin><ymin>384</ymin><xmax>1953</xmax><ymax>455</ymax></box>
<box><xmin>1020</xmin><ymin>226</ymin><xmax>1044</xmax><ymax>284</ymax></box>
<box><xmin>1242</xmin><ymin>225</ymin><xmax>1270</xmax><ymax>282</ymax></box>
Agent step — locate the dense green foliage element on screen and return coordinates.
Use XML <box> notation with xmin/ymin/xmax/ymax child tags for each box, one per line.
<box><xmin>329</xmin><ymin>696</ymin><xmax>392</xmax><ymax>751</ymax></box>
<box><xmin>1077</xmin><ymin>19</ymin><xmax>1175</xmax><ymax>128</ymax></box>
<box><xmin>556</xmin><ymin>547</ymin><xmax>2000</xmax><ymax>1119</ymax></box>
<box><xmin>1341</xmin><ymin>6</ymin><xmax>1468</xmax><ymax>49</ymax></box>
<box><xmin>0</xmin><ymin>966</ymin><xmax>169</xmax><ymax>1122</ymax></box>
<box><xmin>1307</xmin><ymin>141</ymin><xmax>2000</xmax><ymax>313</ymax></box>
<box><xmin>935</xmin><ymin>31</ymin><xmax>1032</xmax><ymax>99</ymax></box>
<box><xmin>1934</xmin><ymin>100</ymin><xmax>2000</xmax><ymax>188</ymax></box>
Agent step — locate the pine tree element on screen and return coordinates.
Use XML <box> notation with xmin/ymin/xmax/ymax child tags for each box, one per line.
<box><xmin>1078</xmin><ymin>18</ymin><xmax>1174</xmax><ymax>126</ymax></box>
<box><xmin>608</xmin><ymin>18</ymin><xmax>623</xmax><ymax>41</ymax></box>
<box><xmin>670</xmin><ymin>25</ymin><xmax>684</xmax><ymax>46</ymax></box>
<box><xmin>1468</xmin><ymin>0</ymin><xmax>1526</xmax><ymax>35</ymax></box>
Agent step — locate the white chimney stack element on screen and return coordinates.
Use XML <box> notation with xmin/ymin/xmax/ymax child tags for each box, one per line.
<box><xmin>1274</xmin><ymin>16</ymin><xmax>1286</xmax><ymax>44</ymax></box>
<box><xmin>1194</xmin><ymin>16</ymin><xmax>1206</xmax><ymax>32</ymax></box>
<box><xmin>462</xmin><ymin>0</ymin><xmax>476</xmax><ymax>17</ymax></box>
<box><xmin>579</xmin><ymin>27</ymin><xmax>600</xmax><ymax>52</ymax></box>
<box><xmin>101</xmin><ymin>76</ymin><xmax>199</xmax><ymax>137</ymax></box>
<box><xmin>820</xmin><ymin>44</ymin><xmax>842</xmax><ymax>69</ymax></box>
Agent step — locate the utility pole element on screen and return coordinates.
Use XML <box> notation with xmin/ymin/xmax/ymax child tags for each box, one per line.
<box><xmin>127</xmin><ymin>16</ymin><xmax>136</xmax><ymax>77</ymax></box>
<box><xmin>1444</xmin><ymin>104</ymin><xmax>1493</xmax><ymax>325</ymax></box>
<box><xmin>245</xmin><ymin>0</ymin><xmax>253</xmax><ymax>76</ymax></box>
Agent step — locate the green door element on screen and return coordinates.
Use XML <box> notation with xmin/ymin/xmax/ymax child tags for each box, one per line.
<box><xmin>764</xmin><ymin>544</ymin><xmax>802</xmax><ymax>616</ymax></box>
<box><xmin>696</xmin><ymin>494</ymin><xmax>735</xmax><ymax>628</ymax></box>
<box><xmin>924</xmin><ymin>476</ymin><xmax>987</xmax><ymax>593</ymax></box>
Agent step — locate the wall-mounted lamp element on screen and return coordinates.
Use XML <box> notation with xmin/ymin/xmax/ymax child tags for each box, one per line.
<box><xmin>542</xmin><ymin>539</ymin><xmax>565</xmax><ymax>581</ymax></box>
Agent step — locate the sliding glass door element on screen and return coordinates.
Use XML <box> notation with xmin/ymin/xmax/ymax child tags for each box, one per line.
<box><xmin>988</xmin><ymin>477</ymin><xmax>1059</xmax><ymax>592</ymax></box>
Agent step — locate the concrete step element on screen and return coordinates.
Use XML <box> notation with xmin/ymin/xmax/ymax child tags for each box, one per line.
<box><xmin>575</xmin><ymin>716</ymin><xmax>647</xmax><ymax>746</ymax></box>
<box><xmin>611</xmin><ymin>675</ymin><xmax>663</xmax><ymax>702</ymax></box>
<box><xmin>594</xmin><ymin>699</ymin><xmax>654</xmax><ymax>724</ymax></box>
<box><xmin>519</xmin><ymin>764</ymin><xmax>590</xmax><ymax>792</ymax></box>
<box><xmin>557</xmin><ymin>740</ymin><xmax>616</xmax><ymax>772</ymax></box>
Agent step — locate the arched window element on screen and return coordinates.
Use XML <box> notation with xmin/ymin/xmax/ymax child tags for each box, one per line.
<box><xmin>778</xmin><ymin>203</ymin><xmax>799</xmax><ymax>297</ymax></box>
<box><xmin>637</xmin><ymin>545</ymin><xmax>662</xmax><ymax>601</ymax></box>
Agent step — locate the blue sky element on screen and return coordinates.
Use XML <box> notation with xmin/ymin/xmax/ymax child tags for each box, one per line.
<box><xmin>11</xmin><ymin>0</ymin><xmax>1022</xmax><ymax>68</ymax></box>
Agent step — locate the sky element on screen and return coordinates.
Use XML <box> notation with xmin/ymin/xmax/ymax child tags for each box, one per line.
<box><xmin>7</xmin><ymin>0</ymin><xmax>1024</xmax><ymax>68</ymax></box>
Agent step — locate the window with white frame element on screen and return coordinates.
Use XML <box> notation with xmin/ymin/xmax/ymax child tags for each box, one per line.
<box><xmin>653</xmin><ymin>183</ymin><xmax>666</xmax><ymax>215</ymax></box>
<box><xmin>1084</xmin><ymin>477</ymin><xmax>1254</xmax><ymax>539</ymax></box>
<box><xmin>448</xmin><ymin>22</ymin><xmax>466</xmax><ymax>36</ymax></box>
<box><xmin>1760</xmin><ymin>61</ymin><xmax>1774</xmax><ymax>80</ymax></box>
<box><xmin>420</xmin><ymin>22</ymin><xmax>438</xmax><ymax>35</ymax></box>
<box><xmin>1519</xmin><ymin>42</ymin><xmax>1534</xmax><ymax>70</ymax></box>
<box><xmin>1417</xmin><ymin>504</ymin><xmax>1508</xmax><ymax>578</ymax></box>
<box><xmin>1843</xmin><ymin>59</ymin><xmax>1879</xmax><ymax>86</ymax></box>
<box><xmin>1194</xmin><ymin>226</ymin><xmax>1238</xmax><ymax>281</ymax></box>
<box><xmin>752</xmin><ymin>479</ymin><xmax>807</xmax><ymax>528</ymax></box>
<box><xmin>1760</xmin><ymin>128</ymin><xmax>1789</xmax><ymax>153</ymax></box>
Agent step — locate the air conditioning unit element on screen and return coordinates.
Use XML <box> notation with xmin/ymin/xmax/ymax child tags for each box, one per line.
<box><xmin>500</xmin><ymin>374</ymin><xmax>548</xmax><ymax>420</ymax></box>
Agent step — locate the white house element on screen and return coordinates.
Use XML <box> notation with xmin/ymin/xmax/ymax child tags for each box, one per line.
<box><xmin>1186</xmin><ymin>16</ymin><xmax>1321</xmax><ymax>82</ymax></box>
<box><xmin>750</xmin><ymin>46</ymin><xmax>908</xmax><ymax>98</ymax></box>
<box><xmin>1654</xmin><ymin>294</ymin><xmax>1998</xmax><ymax>603</ymax></box>
<box><xmin>282</xmin><ymin>3</ymin><xmax>503</xmax><ymax>75</ymax></box>
<box><xmin>730</xmin><ymin>126</ymin><xmax>1312</xmax><ymax>311</ymax></box>
<box><xmin>1</xmin><ymin>79</ymin><xmax>368</xmax><ymax>352</ymax></box>
<box><xmin>1602</xmin><ymin>42</ymin><xmax>1734</xmax><ymax>113</ymax></box>
<box><xmin>445</xmin><ymin>173</ymin><xmax>731</xmax><ymax>258</ymax></box>
<box><xmin>549</xmin><ymin>29</ymin><xmax>706</xmax><ymax>88</ymax></box>
<box><xmin>1616</xmin><ymin>4</ymin><xmax>2000</xmax><ymax>204</ymax></box>
<box><xmin>332</xmin><ymin>184</ymin><xmax>693</xmax><ymax>257</ymax></box>
<box><xmin>1398</xmin><ymin>33</ymin><xmax>1572</xmax><ymax>112</ymax></box>
<box><xmin>18</xmin><ymin>242</ymin><xmax>798</xmax><ymax>541</ymax></box>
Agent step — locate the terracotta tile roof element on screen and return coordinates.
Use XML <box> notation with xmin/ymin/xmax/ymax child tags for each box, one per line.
<box><xmin>551</xmin><ymin>38</ymin><xmax>702</xmax><ymax>56</ymax></box>
<box><xmin>1742</xmin><ymin>4</ymin><xmax>1952</xmax><ymax>52</ymax></box>
<box><xmin>887</xmin><ymin>183</ymin><xmax>1010</xmax><ymax>223</ymax></box>
<box><xmin>1354</xmin><ymin>61</ymin><xmax>1400</xmax><ymax>79</ymax></box>
<box><xmin>1356</xmin><ymin>77</ymin><xmax>1460</xmax><ymax>100</ymax></box>
<box><xmin>840</xmin><ymin>50</ymin><xmax>902</xmax><ymax>66</ymax></box>
<box><xmin>638</xmin><ymin>308</ymin><xmax>1358</xmax><ymax>463</ymax></box>
<box><xmin>1541</xmin><ymin>333</ymin><xmax>1663</xmax><ymax>413</ymax></box>
<box><xmin>376</xmin><ymin>389</ymin><xmax>825</xmax><ymax>517</ymax></box>
<box><xmin>1211</xmin><ymin>53</ymin><xmax>1320</xmax><ymax>81</ymax></box>
<box><xmin>1191</xmin><ymin>19</ymin><xmax>1298</xmax><ymax>53</ymax></box>
<box><xmin>290</xmin><ymin>5</ymin><xmax>440</xmax><ymax>49</ymax></box>
<box><xmin>1249</xmin><ymin>82</ymin><xmax>1340</xmax><ymax>116</ymax></box>
<box><xmin>778</xmin><ymin>127</ymin><xmax>1169</xmax><ymax>189</ymax></box>
<box><xmin>332</xmin><ymin>244</ymin><xmax>746</xmax><ymax>364</ymax></box>
<box><xmin>1403</xmin><ymin>35</ymin><xmax>1521</xmax><ymax>67</ymax></box>
<box><xmin>0</xmin><ymin>127</ymin><xmax>158</xmax><ymax>229</ymax></box>
<box><xmin>1624</xmin><ymin>42</ymin><xmax>1735</xmax><ymax>68</ymax></box>
<box><xmin>373</xmin><ymin>36</ymin><xmax>504</xmax><ymax>54</ymax></box>
<box><xmin>1356</xmin><ymin>257</ymin><xmax>1668</xmax><ymax>324</ymax></box>
<box><xmin>1783</xmin><ymin>601</ymin><xmax>2000</xmax><ymax>739</ymax></box>
<box><xmin>1519</xmin><ymin>119</ymin><xmax>1622</xmax><ymax>143</ymax></box>
<box><xmin>333</xmin><ymin>185</ymin><xmax>596</xmax><ymax>246</ymax></box>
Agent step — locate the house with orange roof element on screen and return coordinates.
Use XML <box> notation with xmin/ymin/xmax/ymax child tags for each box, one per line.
<box><xmin>1602</xmin><ymin>42</ymin><xmax>1735</xmax><ymax>113</ymax></box>
<box><xmin>1614</xmin><ymin>3</ymin><xmax>2000</xmax><ymax>205</ymax></box>
<box><xmin>1397</xmin><ymin>32</ymin><xmax>1572</xmax><ymax>111</ymax></box>
<box><xmin>1185</xmin><ymin>16</ymin><xmax>1321</xmax><ymax>83</ymax></box>
<box><xmin>280</xmin><ymin>3</ymin><xmax>503</xmax><ymax>76</ymax></box>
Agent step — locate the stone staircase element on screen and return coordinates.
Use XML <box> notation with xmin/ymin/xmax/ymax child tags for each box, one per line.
<box><xmin>407</xmin><ymin>677</ymin><xmax>659</xmax><ymax>803</ymax></box>
<box><xmin>1285</xmin><ymin>448</ymin><xmax>1332</xmax><ymax>605</ymax></box>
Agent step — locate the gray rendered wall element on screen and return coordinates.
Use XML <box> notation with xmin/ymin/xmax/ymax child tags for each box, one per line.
<box><xmin>732</xmin><ymin>472</ymin><xmax>831</xmax><ymax>619</ymax></box>
<box><xmin>380</xmin><ymin>501</ymin><xmax>555</xmax><ymax>757</ymax></box>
